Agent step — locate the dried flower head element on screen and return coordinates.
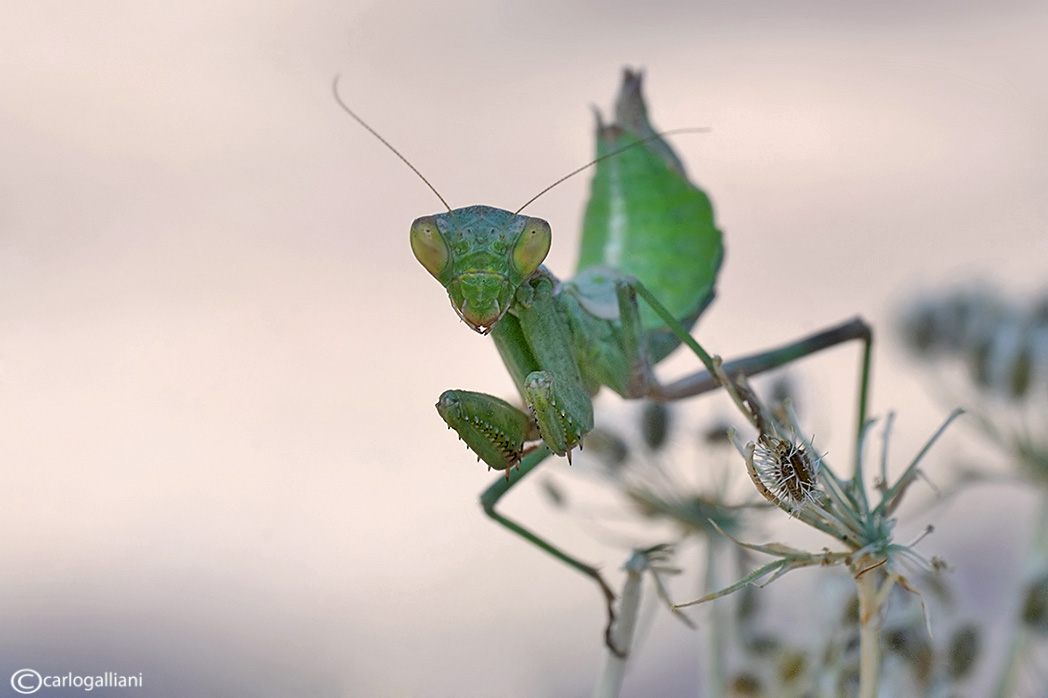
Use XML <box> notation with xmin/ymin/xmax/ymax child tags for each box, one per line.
<box><xmin>752</xmin><ymin>434</ymin><xmax>821</xmax><ymax>514</ymax></box>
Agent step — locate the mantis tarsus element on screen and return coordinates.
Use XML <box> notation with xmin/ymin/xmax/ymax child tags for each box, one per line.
<box><xmin>339</xmin><ymin>69</ymin><xmax>871</xmax><ymax>653</ymax></box>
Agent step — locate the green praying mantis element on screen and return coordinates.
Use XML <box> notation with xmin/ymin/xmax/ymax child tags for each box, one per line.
<box><xmin>338</xmin><ymin>69</ymin><xmax>871</xmax><ymax>652</ymax></box>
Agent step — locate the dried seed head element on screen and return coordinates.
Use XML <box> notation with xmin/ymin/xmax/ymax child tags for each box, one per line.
<box><xmin>539</xmin><ymin>478</ymin><xmax>566</xmax><ymax>508</ymax></box>
<box><xmin>584</xmin><ymin>427</ymin><xmax>630</xmax><ymax>470</ymax></box>
<box><xmin>1021</xmin><ymin>573</ymin><xmax>1048</xmax><ymax>633</ymax></box>
<box><xmin>767</xmin><ymin>374</ymin><xmax>801</xmax><ymax>423</ymax></box>
<box><xmin>840</xmin><ymin>594</ymin><xmax>860</xmax><ymax>626</ymax></box>
<box><xmin>736</xmin><ymin>584</ymin><xmax>761</xmax><ymax>622</ymax></box>
<box><xmin>884</xmin><ymin>625</ymin><xmax>934</xmax><ymax>683</ymax></box>
<box><xmin>752</xmin><ymin>435</ymin><xmax>822</xmax><ymax>513</ymax></box>
<box><xmin>641</xmin><ymin>401</ymin><xmax>672</xmax><ymax>451</ymax></box>
<box><xmin>777</xmin><ymin>649</ymin><xmax>807</xmax><ymax>685</ymax></box>
<box><xmin>729</xmin><ymin>672</ymin><xmax>763</xmax><ymax>697</ymax></box>
<box><xmin>702</xmin><ymin>418</ymin><xmax>734</xmax><ymax>446</ymax></box>
<box><xmin>743</xmin><ymin>633</ymin><xmax>781</xmax><ymax>657</ymax></box>
<box><xmin>946</xmin><ymin>623</ymin><xmax>980</xmax><ymax>680</ymax></box>
<box><xmin>836</xmin><ymin>665</ymin><xmax>860</xmax><ymax>697</ymax></box>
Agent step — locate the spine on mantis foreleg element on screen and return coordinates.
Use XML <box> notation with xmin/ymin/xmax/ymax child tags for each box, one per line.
<box><xmin>577</xmin><ymin>69</ymin><xmax>724</xmax><ymax>363</ymax></box>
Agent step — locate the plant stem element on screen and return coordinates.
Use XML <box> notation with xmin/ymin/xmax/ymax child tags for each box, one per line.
<box><xmin>704</xmin><ymin>537</ymin><xmax>726</xmax><ymax>698</ymax></box>
<box><xmin>855</xmin><ymin>560</ymin><xmax>882</xmax><ymax>698</ymax></box>
<box><xmin>593</xmin><ymin>552</ymin><xmax>646</xmax><ymax>698</ymax></box>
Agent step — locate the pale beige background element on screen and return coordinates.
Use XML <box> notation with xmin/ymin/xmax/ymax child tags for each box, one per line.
<box><xmin>1</xmin><ymin>1</ymin><xmax>1045</xmax><ymax>695</ymax></box>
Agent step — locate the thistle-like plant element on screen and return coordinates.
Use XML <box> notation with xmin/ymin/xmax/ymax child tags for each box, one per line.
<box><xmin>668</xmin><ymin>340</ymin><xmax>961</xmax><ymax>698</ymax></box>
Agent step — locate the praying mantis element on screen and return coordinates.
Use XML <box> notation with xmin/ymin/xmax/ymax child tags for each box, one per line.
<box><xmin>338</xmin><ymin>68</ymin><xmax>871</xmax><ymax>652</ymax></box>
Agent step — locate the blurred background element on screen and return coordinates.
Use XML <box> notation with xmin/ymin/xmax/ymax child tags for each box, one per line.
<box><xmin>1</xmin><ymin>1</ymin><xmax>1045</xmax><ymax>695</ymax></box>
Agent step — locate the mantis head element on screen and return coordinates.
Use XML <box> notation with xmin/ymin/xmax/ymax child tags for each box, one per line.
<box><xmin>411</xmin><ymin>205</ymin><xmax>552</xmax><ymax>334</ymax></box>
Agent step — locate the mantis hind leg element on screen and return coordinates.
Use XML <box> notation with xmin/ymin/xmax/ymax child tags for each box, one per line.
<box><xmin>618</xmin><ymin>277</ymin><xmax>873</xmax><ymax>445</ymax></box>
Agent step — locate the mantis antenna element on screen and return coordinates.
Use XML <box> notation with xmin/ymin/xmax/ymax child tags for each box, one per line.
<box><xmin>332</xmin><ymin>75</ymin><xmax>708</xmax><ymax>218</ymax></box>
<box><xmin>514</xmin><ymin>126</ymin><xmax>711</xmax><ymax>214</ymax></box>
<box><xmin>332</xmin><ymin>75</ymin><xmax>454</xmax><ymax>214</ymax></box>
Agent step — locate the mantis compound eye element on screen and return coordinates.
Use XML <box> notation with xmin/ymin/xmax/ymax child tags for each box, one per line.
<box><xmin>410</xmin><ymin>215</ymin><xmax>450</xmax><ymax>279</ymax></box>
<box><xmin>512</xmin><ymin>217</ymin><xmax>551</xmax><ymax>278</ymax></box>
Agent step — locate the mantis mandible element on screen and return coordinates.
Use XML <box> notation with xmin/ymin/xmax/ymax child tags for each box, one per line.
<box><xmin>338</xmin><ymin>69</ymin><xmax>870</xmax><ymax>652</ymax></box>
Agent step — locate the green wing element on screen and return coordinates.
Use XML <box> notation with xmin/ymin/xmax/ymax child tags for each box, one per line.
<box><xmin>576</xmin><ymin>70</ymin><xmax>723</xmax><ymax>351</ymax></box>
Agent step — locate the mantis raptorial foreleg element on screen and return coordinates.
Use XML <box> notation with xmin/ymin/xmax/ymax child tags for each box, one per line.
<box><xmin>439</xmin><ymin>274</ymin><xmax>596</xmax><ymax>473</ymax></box>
